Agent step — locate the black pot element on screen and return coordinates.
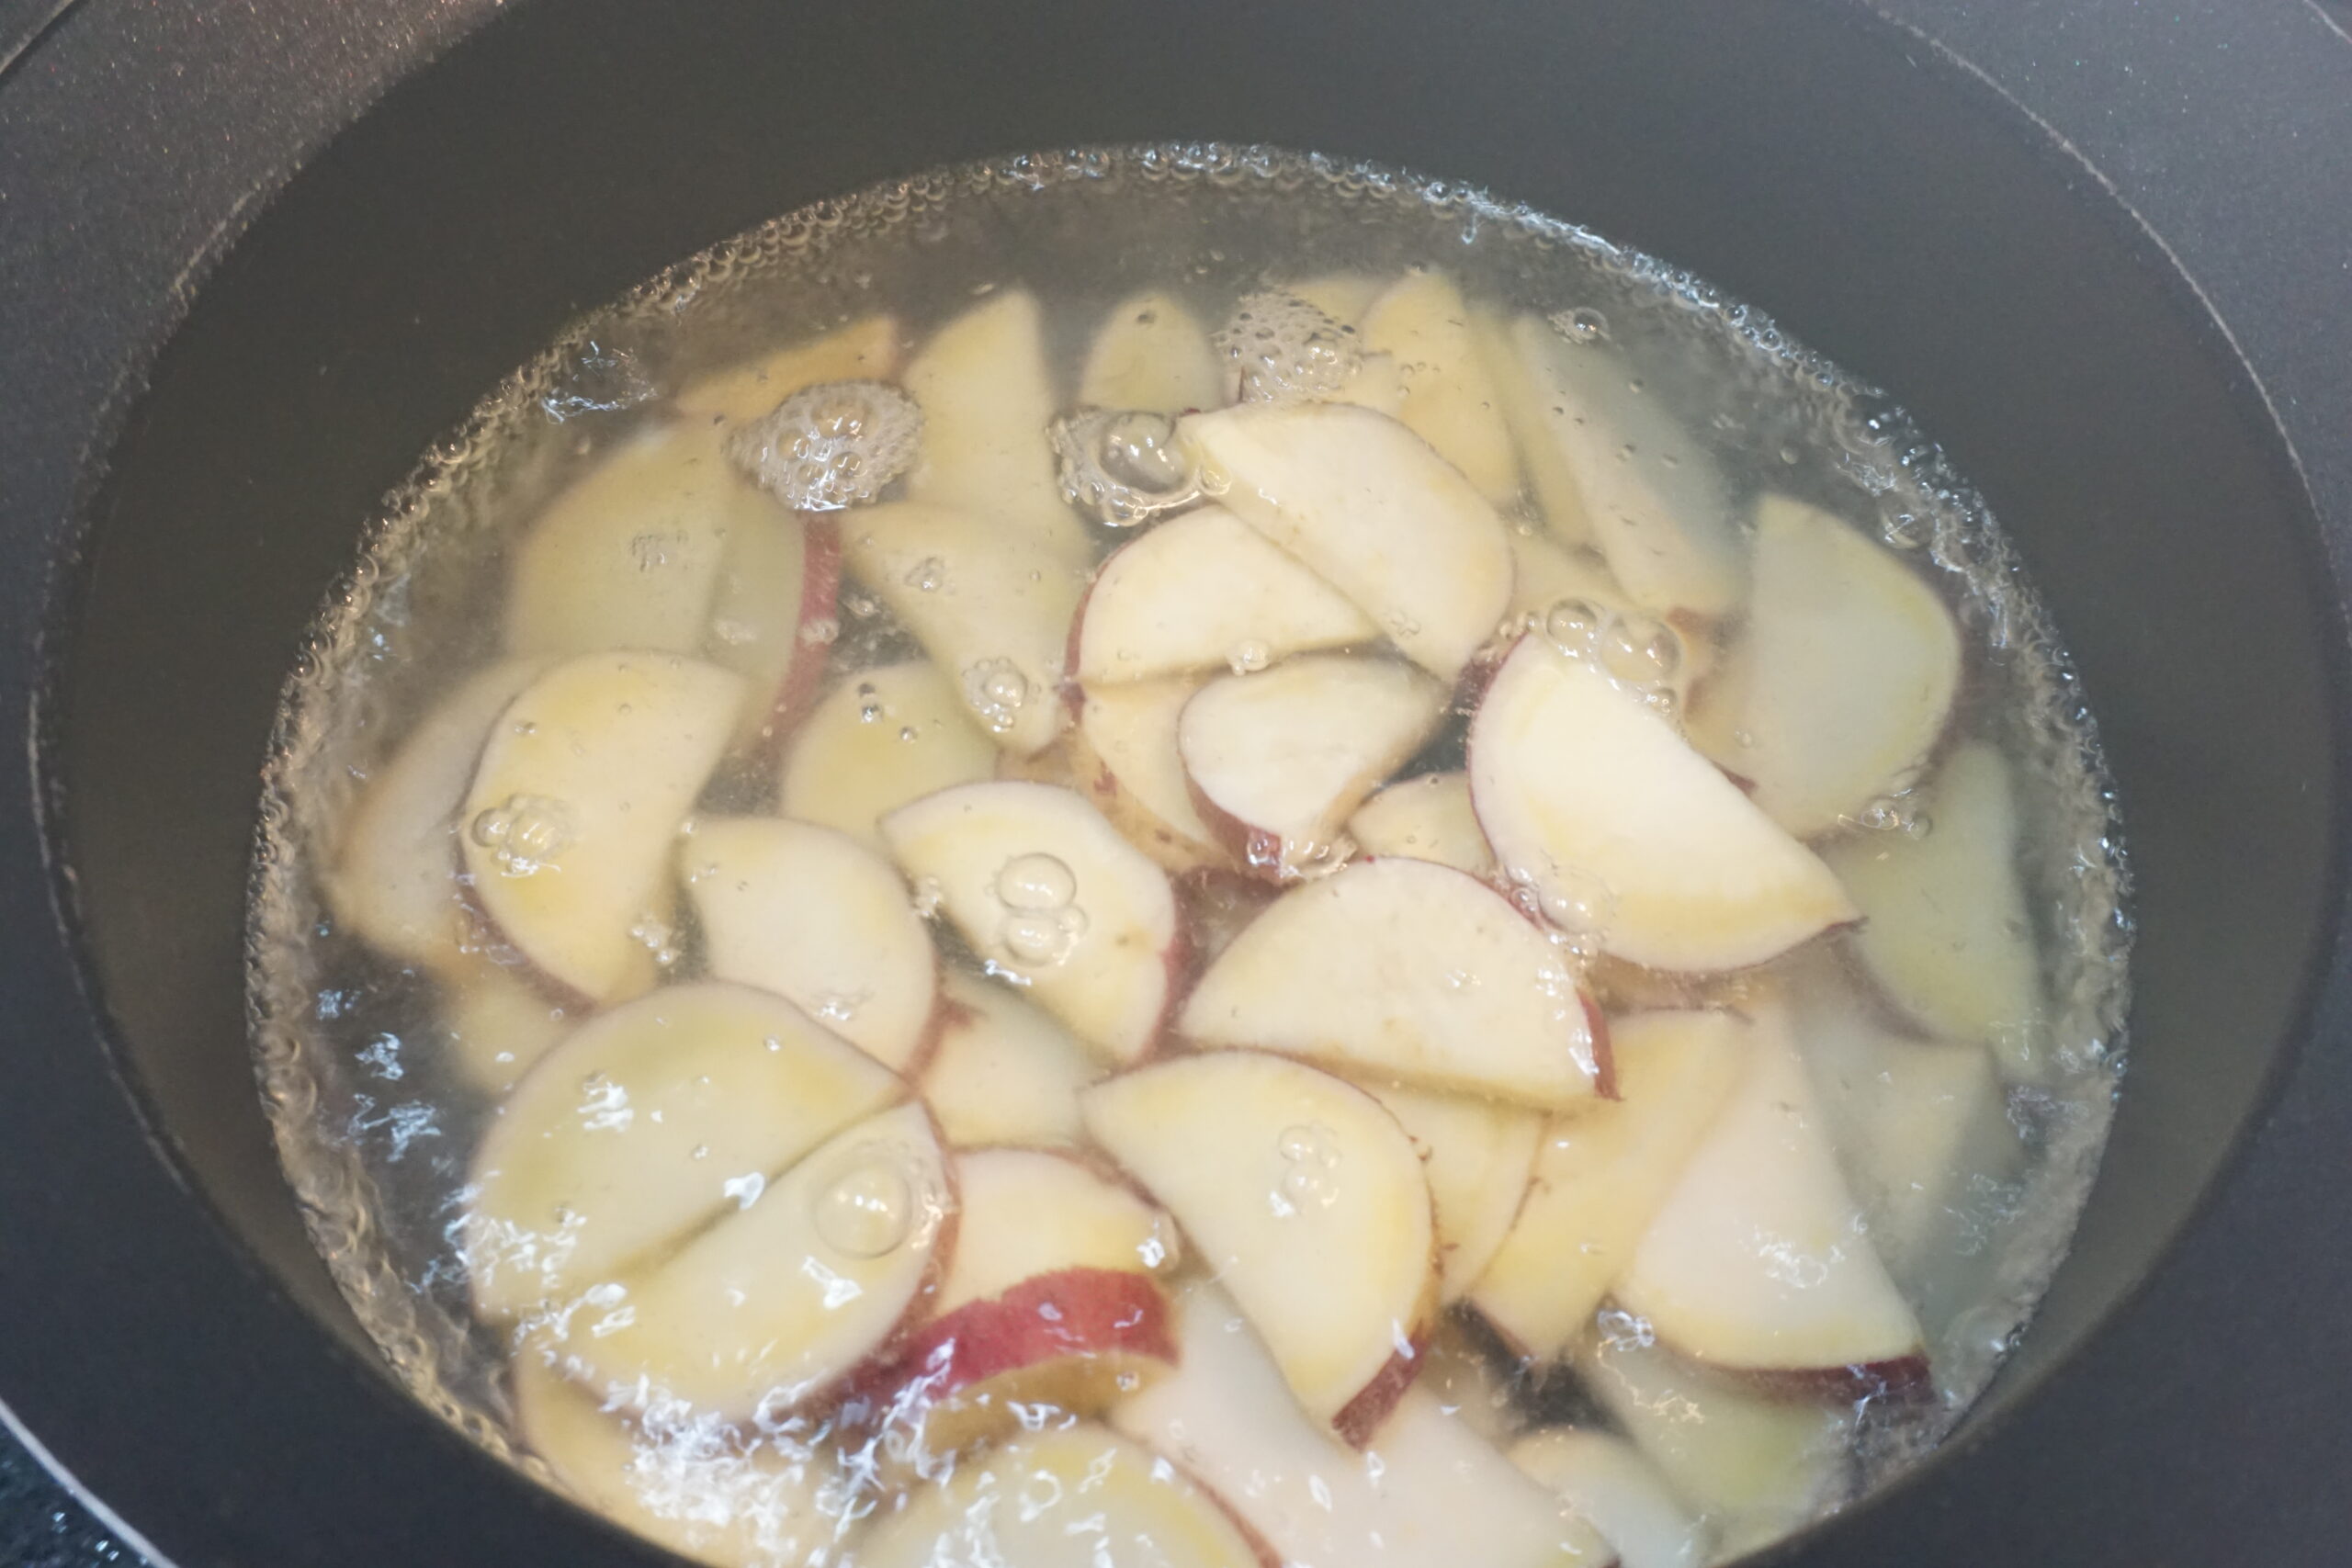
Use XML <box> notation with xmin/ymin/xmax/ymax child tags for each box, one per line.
<box><xmin>5</xmin><ymin>1</ymin><xmax>2351</xmax><ymax>1563</ymax></box>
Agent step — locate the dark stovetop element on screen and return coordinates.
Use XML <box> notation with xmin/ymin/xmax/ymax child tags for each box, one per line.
<box><xmin>0</xmin><ymin>1433</ymin><xmax>142</xmax><ymax>1567</ymax></box>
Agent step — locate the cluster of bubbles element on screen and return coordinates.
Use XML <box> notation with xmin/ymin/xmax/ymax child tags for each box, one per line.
<box><xmin>1051</xmin><ymin>407</ymin><xmax>1202</xmax><ymax>525</ymax></box>
<box><xmin>1505</xmin><ymin>858</ymin><xmax>1619</xmax><ymax>964</ymax></box>
<box><xmin>962</xmin><ymin>658</ymin><xmax>1032</xmax><ymax>735</ymax></box>
<box><xmin>726</xmin><ymin>379</ymin><xmax>922</xmax><ymax>511</ymax></box>
<box><xmin>1540</xmin><ymin>595</ymin><xmax>1684</xmax><ymax>715</ymax></box>
<box><xmin>992</xmin><ymin>852</ymin><xmax>1088</xmax><ymax>967</ymax></box>
<box><xmin>468</xmin><ymin>794</ymin><xmax>573</xmax><ymax>876</ymax></box>
<box><xmin>1214</xmin><ymin>289</ymin><xmax>1361</xmax><ymax>402</ymax></box>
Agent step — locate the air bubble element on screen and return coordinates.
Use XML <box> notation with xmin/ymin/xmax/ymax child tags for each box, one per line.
<box><xmin>726</xmin><ymin>379</ymin><xmax>922</xmax><ymax>511</ymax></box>
<box><xmin>1227</xmin><ymin>639</ymin><xmax>1272</xmax><ymax>675</ymax></box>
<box><xmin>1052</xmin><ymin>409</ymin><xmax>1201</xmax><ymax>525</ymax></box>
<box><xmin>964</xmin><ymin>658</ymin><xmax>1031</xmax><ymax>733</ymax></box>
<box><xmin>1600</xmin><ymin>611</ymin><xmax>1682</xmax><ymax>687</ymax></box>
<box><xmin>1549</xmin><ymin>307</ymin><xmax>1610</xmax><ymax>345</ymax></box>
<box><xmin>1215</xmin><ymin>289</ymin><xmax>1361</xmax><ymax>403</ymax></box>
<box><xmin>813</xmin><ymin>1152</ymin><xmax>914</xmax><ymax>1258</ymax></box>
<box><xmin>1276</xmin><ymin>1122</ymin><xmax>1343</xmax><ymax>1212</ymax></box>
<box><xmin>996</xmin><ymin>852</ymin><xmax>1077</xmax><ymax>911</ymax></box>
<box><xmin>1543</xmin><ymin>597</ymin><xmax>1607</xmax><ymax>655</ymax></box>
<box><xmin>1002</xmin><ymin>904</ymin><xmax>1088</xmax><ymax>966</ymax></box>
<box><xmin>1882</xmin><ymin>509</ymin><xmax>1932</xmax><ymax>550</ymax></box>
<box><xmin>468</xmin><ymin>794</ymin><xmax>574</xmax><ymax>876</ymax></box>
<box><xmin>903</xmin><ymin>556</ymin><xmax>945</xmax><ymax>592</ymax></box>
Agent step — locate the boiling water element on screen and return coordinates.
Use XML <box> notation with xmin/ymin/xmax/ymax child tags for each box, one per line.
<box><xmin>250</xmin><ymin>146</ymin><xmax>2129</xmax><ymax>1567</ymax></box>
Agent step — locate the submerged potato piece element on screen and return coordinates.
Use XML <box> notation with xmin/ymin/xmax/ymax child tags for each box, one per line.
<box><xmin>1079</xmin><ymin>289</ymin><xmax>1224</xmax><ymax>414</ymax></box>
<box><xmin>904</xmin><ymin>289</ymin><xmax>1092</xmax><ymax>562</ymax></box>
<box><xmin>1082</xmin><ymin>1054</ymin><xmax>1437</xmax><ymax>1444</ymax></box>
<box><xmin>504</xmin><ymin>423</ymin><xmax>743</xmax><ymax>660</ymax></box>
<box><xmin>919</xmin><ymin>972</ymin><xmax>1103</xmax><ymax>1147</ymax></box>
<box><xmin>880</xmin><ymin>781</ymin><xmax>1182</xmax><ymax>1064</ymax></box>
<box><xmin>1509</xmin><ymin>315</ymin><xmax>1744</xmax><ymax>617</ymax></box>
<box><xmin>683</xmin><ymin>818</ymin><xmax>940</xmax><ymax>1072</ymax></box>
<box><xmin>438</xmin><ymin>960</ymin><xmax>576</xmax><ymax>1096</ymax></box>
<box><xmin>1824</xmin><ymin>741</ymin><xmax>2049</xmax><ymax>1080</ymax></box>
<box><xmin>1362</xmin><ymin>268</ymin><xmax>1521</xmax><ymax>502</ymax></box>
<box><xmin>673</xmin><ymin>312</ymin><xmax>900</xmax><ymax>423</ymax></box>
<box><xmin>1178</xmin><ymin>654</ymin><xmax>1448</xmax><ymax>880</ymax></box>
<box><xmin>512</xmin><ymin>1355</ymin><xmax>843</xmax><ymax>1568</ymax></box>
<box><xmin>854</xmin><ymin>1424</ymin><xmax>1262</xmax><ymax>1568</ymax></box>
<box><xmin>841</xmin><ymin>501</ymin><xmax>1083</xmax><ymax>758</ymax></box>
<box><xmin>1069</xmin><ymin>675</ymin><xmax>1234</xmax><ymax>874</ymax></box>
<box><xmin>329</xmin><ymin>657</ymin><xmax>550</xmax><ymax>970</ymax></box>
<box><xmin>1468</xmin><ymin>636</ymin><xmax>1855</xmax><ymax>973</ymax></box>
<box><xmin>1182</xmin><ymin>858</ymin><xmax>1606</xmax><ymax>1110</ymax></box>
<box><xmin>465</xmin><ymin>982</ymin><xmax>900</xmax><ymax>1320</ymax></box>
<box><xmin>1357</xmin><ymin>1078</ymin><xmax>1544</xmax><ymax>1301</ymax></box>
<box><xmin>777</xmin><ymin>660</ymin><xmax>999</xmax><ymax>851</ymax></box>
<box><xmin>1469</xmin><ymin>1010</ymin><xmax>1749</xmax><ymax>1360</ymax></box>
<box><xmin>1689</xmin><ymin>495</ymin><xmax>1961</xmax><ymax>837</ymax></box>
<box><xmin>1615</xmin><ymin>1007</ymin><xmax>1926</xmax><ymax>1383</ymax></box>
<box><xmin>1069</xmin><ymin>505</ymin><xmax>1377</xmax><ymax>686</ymax></box>
<box><xmin>1473</xmin><ymin>310</ymin><xmax>1594</xmax><ymax>546</ymax></box>
<box><xmin>460</xmin><ymin>652</ymin><xmax>744</xmax><ymax>1002</ymax></box>
<box><xmin>1346</xmin><ymin>771</ymin><xmax>1496</xmax><ymax>876</ymax></box>
<box><xmin>1511</xmin><ymin>1427</ymin><xmax>1710</xmax><ymax>1568</ymax></box>
<box><xmin>1179</xmin><ymin>401</ymin><xmax>1516</xmax><ymax>681</ymax></box>
<box><xmin>1116</xmin><ymin>1281</ymin><xmax>1616</xmax><ymax>1564</ymax></box>
<box><xmin>564</xmin><ymin>1100</ymin><xmax>952</xmax><ymax>1416</ymax></box>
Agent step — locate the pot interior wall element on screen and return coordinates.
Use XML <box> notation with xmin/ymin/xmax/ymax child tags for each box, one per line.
<box><xmin>44</xmin><ymin>0</ymin><xmax>2339</xmax><ymax>1558</ymax></box>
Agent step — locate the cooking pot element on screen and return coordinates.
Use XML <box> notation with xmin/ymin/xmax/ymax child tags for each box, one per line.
<box><xmin>5</xmin><ymin>0</ymin><xmax>2351</xmax><ymax>1563</ymax></box>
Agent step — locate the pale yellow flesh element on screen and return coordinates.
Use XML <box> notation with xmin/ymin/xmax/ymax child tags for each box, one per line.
<box><xmin>683</xmin><ymin>818</ymin><xmax>937</xmax><ymax>1072</ymax></box>
<box><xmin>700</xmin><ymin>504</ymin><xmax>819</xmax><ymax>750</ymax></box>
<box><xmin>460</xmin><ymin>652</ymin><xmax>746</xmax><ymax>1001</ymax></box>
<box><xmin>1072</xmin><ymin>675</ymin><xmax>1231</xmax><ymax>873</ymax></box>
<box><xmin>465</xmin><ymin>982</ymin><xmax>899</xmax><ymax>1320</ymax></box>
<box><xmin>503</xmin><ymin>423</ymin><xmax>744</xmax><ymax>658</ymax></box>
<box><xmin>1279</xmin><ymin>272</ymin><xmax>1385</xmax><ymax>325</ymax></box>
<box><xmin>1362</xmin><ymin>269</ymin><xmax>1522</xmax><ymax>503</ymax></box>
<box><xmin>1574</xmin><ymin>1332</ymin><xmax>1854</xmax><ymax>1540</ymax></box>
<box><xmin>1506</xmin><ymin>525</ymin><xmax>1637</xmax><ymax>624</ymax></box>
<box><xmin>1690</xmin><ymin>495</ymin><xmax>1961</xmax><ymax>837</ymax></box>
<box><xmin>1789</xmin><ymin>963</ymin><xmax>2020</xmax><ymax>1306</ymax></box>
<box><xmin>1181</xmin><ymin>857</ymin><xmax>1601</xmax><ymax>1110</ymax></box>
<box><xmin>777</xmin><ymin>660</ymin><xmax>998</xmax><ymax>851</ymax></box>
<box><xmin>840</xmin><ymin>501</ymin><xmax>1083</xmax><ymax>758</ymax></box>
<box><xmin>1824</xmin><ymin>741</ymin><xmax>2048</xmax><ymax>1080</ymax></box>
<box><xmin>903</xmin><ymin>289</ymin><xmax>1092</xmax><ymax>563</ymax></box>
<box><xmin>1468</xmin><ymin>637</ymin><xmax>1856</xmax><ymax>973</ymax></box>
<box><xmin>1073</xmin><ymin>504</ymin><xmax>1376</xmax><ymax>685</ymax></box>
<box><xmin>1359</xmin><ymin>1079</ymin><xmax>1544</xmax><ymax>1300</ymax></box>
<box><xmin>1472</xmin><ymin>310</ymin><xmax>1594</xmax><ymax>547</ymax></box>
<box><xmin>1468</xmin><ymin>1010</ymin><xmax>1749</xmax><ymax>1359</ymax></box>
<box><xmin>1507</xmin><ymin>315</ymin><xmax>1745</xmax><ymax>617</ymax></box>
<box><xmin>328</xmin><ymin>657</ymin><xmax>549</xmax><ymax>970</ymax></box>
<box><xmin>1510</xmin><ymin>1427</ymin><xmax>1710</xmax><ymax>1568</ymax></box>
<box><xmin>1178</xmin><ymin>653</ymin><xmax>1448</xmax><ymax>870</ymax></box>
<box><xmin>1114</xmin><ymin>1281</ymin><xmax>1615</xmax><ymax>1567</ymax></box>
<box><xmin>1078</xmin><ymin>289</ymin><xmax>1224</xmax><ymax>414</ymax></box>
<box><xmin>1179</xmin><ymin>401</ymin><xmax>1517</xmax><ymax>680</ymax></box>
<box><xmin>919</xmin><ymin>971</ymin><xmax>1102</xmax><ymax>1147</ymax></box>
<box><xmin>1346</xmin><ymin>770</ymin><xmax>1496</xmax><ymax>876</ymax></box>
<box><xmin>880</xmin><ymin>781</ymin><xmax>1179</xmax><ymax>1064</ymax></box>
<box><xmin>437</xmin><ymin>960</ymin><xmax>575</xmax><ymax>1096</ymax></box>
<box><xmin>1081</xmin><ymin>1053</ymin><xmax>1436</xmax><ymax>1429</ymax></box>
<box><xmin>1615</xmin><ymin>1009</ymin><xmax>1924</xmax><ymax>1373</ymax></box>
<box><xmin>854</xmin><ymin>1423</ymin><xmax>1263</xmax><ymax>1568</ymax></box>
<box><xmin>673</xmin><ymin>313</ymin><xmax>900</xmax><ymax>423</ymax></box>
<box><xmin>936</xmin><ymin>1146</ymin><xmax>1175</xmax><ymax>1314</ymax></box>
<box><xmin>560</xmin><ymin>1101</ymin><xmax>950</xmax><ymax>1414</ymax></box>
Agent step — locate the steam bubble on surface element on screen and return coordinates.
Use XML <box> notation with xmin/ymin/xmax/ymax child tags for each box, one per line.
<box><xmin>1215</xmin><ymin>289</ymin><xmax>1362</xmax><ymax>402</ymax></box>
<box><xmin>726</xmin><ymin>378</ymin><xmax>922</xmax><ymax>511</ymax></box>
<box><xmin>1053</xmin><ymin>408</ymin><xmax>1202</xmax><ymax>525</ymax></box>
